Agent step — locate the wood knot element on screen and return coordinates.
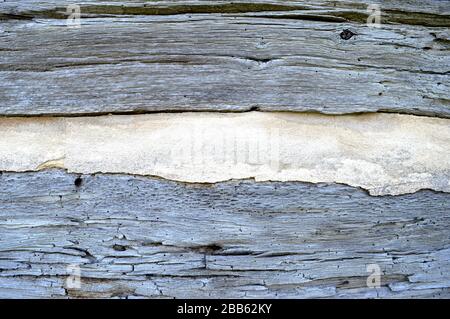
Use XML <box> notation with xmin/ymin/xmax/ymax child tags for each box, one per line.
<box><xmin>74</xmin><ymin>177</ymin><xmax>83</xmax><ymax>187</ymax></box>
<box><xmin>340</xmin><ymin>29</ymin><xmax>356</xmax><ymax>40</ymax></box>
<box><xmin>112</xmin><ymin>244</ymin><xmax>127</xmax><ymax>252</ymax></box>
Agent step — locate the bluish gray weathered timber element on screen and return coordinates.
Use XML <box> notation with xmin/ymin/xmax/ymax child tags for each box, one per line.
<box><xmin>0</xmin><ymin>170</ymin><xmax>449</xmax><ymax>298</ymax></box>
<box><xmin>0</xmin><ymin>0</ymin><xmax>449</xmax><ymax>300</ymax></box>
<box><xmin>0</xmin><ymin>0</ymin><xmax>449</xmax><ymax>117</ymax></box>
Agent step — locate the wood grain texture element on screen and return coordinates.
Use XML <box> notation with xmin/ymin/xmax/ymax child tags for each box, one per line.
<box><xmin>1</xmin><ymin>1</ymin><xmax>449</xmax><ymax>19</ymax></box>
<box><xmin>0</xmin><ymin>0</ymin><xmax>449</xmax><ymax>116</ymax></box>
<box><xmin>1</xmin><ymin>0</ymin><xmax>449</xmax><ymax>300</ymax></box>
<box><xmin>0</xmin><ymin>170</ymin><xmax>449</xmax><ymax>298</ymax></box>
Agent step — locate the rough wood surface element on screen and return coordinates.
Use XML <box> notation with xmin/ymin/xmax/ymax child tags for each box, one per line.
<box><xmin>1</xmin><ymin>0</ymin><xmax>449</xmax><ymax>300</ymax></box>
<box><xmin>0</xmin><ymin>0</ymin><xmax>449</xmax><ymax>116</ymax></box>
<box><xmin>0</xmin><ymin>170</ymin><xmax>449</xmax><ymax>298</ymax></box>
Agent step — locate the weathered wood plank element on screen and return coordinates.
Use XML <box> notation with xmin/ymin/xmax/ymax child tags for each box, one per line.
<box><xmin>0</xmin><ymin>170</ymin><xmax>448</xmax><ymax>298</ymax></box>
<box><xmin>0</xmin><ymin>1</ymin><xmax>449</xmax><ymax>116</ymax></box>
<box><xmin>1</xmin><ymin>1</ymin><xmax>449</xmax><ymax>20</ymax></box>
<box><xmin>1</xmin><ymin>0</ymin><xmax>449</xmax><ymax>300</ymax></box>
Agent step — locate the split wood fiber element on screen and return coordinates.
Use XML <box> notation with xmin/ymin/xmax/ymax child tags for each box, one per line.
<box><xmin>0</xmin><ymin>170</ymin><xmax>448</xmax><ymax>298</ymax></box>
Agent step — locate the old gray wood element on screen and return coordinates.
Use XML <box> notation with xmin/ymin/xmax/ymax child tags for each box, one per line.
<box><xmin>0</xmin><ymin>0</ymin><xmax>449</xmax><ymax>116</ymax></box>
<box><xmin>1</xmin><ymin>1</ymin><xmax>449</xmax><ymax>19</ymax></box>
<box><xmin>1</xmin><ymin>0</ymin><xmax>449</xmax><ymax>300</ymax></box>
<box><xmin>0</xmin><ymin>170</ymin><xmax>448</xmax><ymax>298</ymax></box>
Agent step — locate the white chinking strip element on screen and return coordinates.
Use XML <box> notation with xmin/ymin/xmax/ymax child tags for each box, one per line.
<box><xmin>0</xmin><ymin>112</ymin><xmax>449</xmax><ymax>196</ymax></box>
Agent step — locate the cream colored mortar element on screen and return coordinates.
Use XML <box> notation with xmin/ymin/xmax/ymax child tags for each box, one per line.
<box><xmin>0</xmin><ymin>112</ymin><xmax>449</xmax><ymax>196</ymax></box>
